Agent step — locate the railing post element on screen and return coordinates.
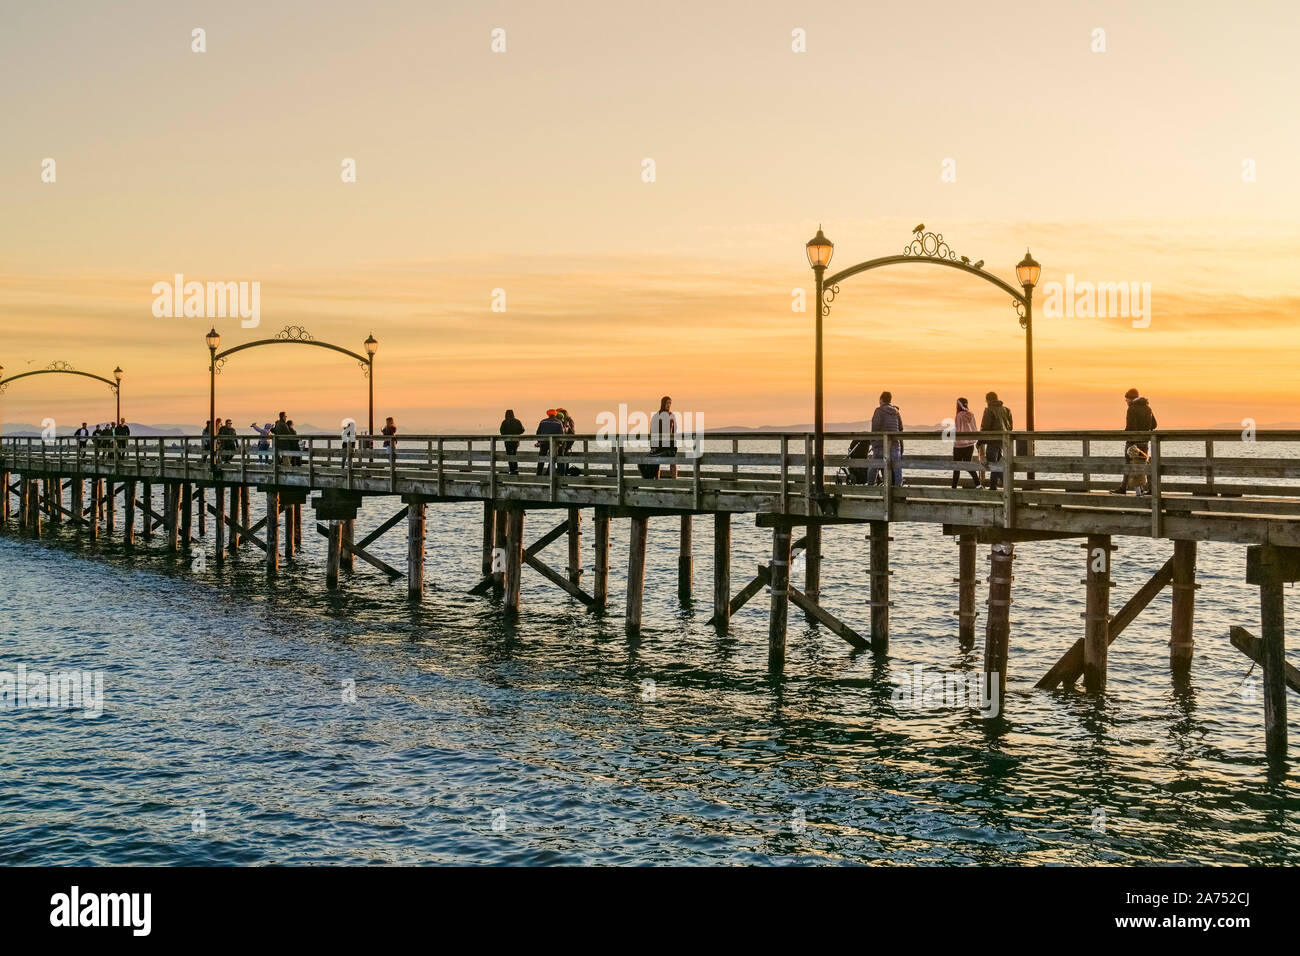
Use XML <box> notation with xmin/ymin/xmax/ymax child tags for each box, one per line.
<box><xmin>1081</xmin><ymin>438</ymin><xmax>1091</xmax><ymax>490</ymax></box>
<box><xmin>692</xmin><ymin>443</ymin><xmax>701</xmax><ymax>510</ymax></box>
<box><xmin>882</xmin><ymin>434</ymin><xmax>893</xmax><ymax>521</ymax></box>
<box><xmin>272</xmin><ymin>436</ymin><xmax>281</xmax><ymax>485</ymax></box>
<box><xmin>616</xmin><ymin>437</ymin><xmax>625</xmax><ymax>506</ymax></box>
<box><xmin>437</xmin><ymin>438</ymin><xmax>445</xmax><ymax>496</ymax></box>
<box><xmin>157</xmin><ymin>437</ymin><xmax>164</xmax><ymax>478</ymax></box>
<box><xmin>1002</xmin><ymin>433</ymin><xmax>1015</xmax><ymax>529</ymax></box>
<box><xmin>1205</xmin><ymin>439</ymin><xmax>1215</xmax><ymax>495</ymax></box>
<box><xmin>390</xmin><ymin>438</ymin><xmax>397</xmax><ymax>493</ymax></box>
<box><xmin>804</xmin><ymin>435</ymin><xmax>813</xmax><ymax>505</ymax></box>
<box><xmin>548</xmin><ymin>436</ymin><xmax>558</xmax><ymax>502</ymax></box>
<box><xmin>1150</xmin><ymin>434</ymin><xmax>1162</xmax><ymax>537</ymax></box>
<box><xmin>780</xmin><ymin>435</ymin><xmax>789</xmax><ymax>514</ymax></box>
<box><xmin>489</xmin><ymin>437</ymin><xmax>498</xmax><ymax>499</ymax></box>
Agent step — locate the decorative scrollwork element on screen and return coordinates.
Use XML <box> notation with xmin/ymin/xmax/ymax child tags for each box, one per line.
<box><xmin>359</xmin><ymin>359</ymin><xmax>370</xmax><ymax>378</ymax></box>
<box><xmin>213</xmin><ymin>355</ymin><xmax>228</xmax><ymax>376</ymax></box>
<box><xmin>903</xmin><ymin>229</ymin><xmax>959</xmax><ymax>262</ymax></box>
<box><xmin>46</xmin><ymin>360</ymin><xmax>77</xmax><ymax>372</ymax></box>
<box><xmin>274</xmin><ymin>325</ymin><xmax>314</xmax><ymax>341</ymax></box>
<box><xmin>1012</xmin><ymin>298</ymin><xmax>1027</xmax><ymax>329</ymax></box>
<box><xmin>820</xmin><ymin>283</ymin><xmax>840</xmax><ymax>318</ymax></box>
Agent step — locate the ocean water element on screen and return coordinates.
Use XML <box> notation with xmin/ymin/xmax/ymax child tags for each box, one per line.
<box><xmin>1</xmin><ymin>439</ymin><xmax>1298</xmax><ymax>865</ymax></box>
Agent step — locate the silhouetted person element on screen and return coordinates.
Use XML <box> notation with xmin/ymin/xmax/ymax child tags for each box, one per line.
<box><xmin>642</xmin><ymin>396</ymin><xmax>676</xmax><ymax>479</ymax></box>
<box><xmin>980</xmin><ymin>392</ymin><xmax>1013</xmax><ymax>490</ymax></box>
<box><xmin>75</xmin><ymin>422</ymin><xmax>89</xmax><ymax>450</ymax></box>
<box><xmin>1112</xmin><ymin>387</ymin><xmax>1158</xmax><ymax>495</ymax></box>
<box><xmin>382</xmin><ymin>416</ymin><xmax>397</xmax><ymax>449</ymax></box>
<box><xmin>868</xmin><ymin>391</ymin><xmax>903</xmax><ymax>486</ymax></box>
<box><xmin>952</xmin><ymin>397</ymin><xmax>980</xmax><ymax>489</ymax></box>
<box><xmin>535</xmin><ymin>409</ymin><xmax>564</xmax><ymax>475</ymax></box>
<box><xmin>500</xmin><ymin>409</ymin><xmax>524</xmax><ymax>474</ymax></box>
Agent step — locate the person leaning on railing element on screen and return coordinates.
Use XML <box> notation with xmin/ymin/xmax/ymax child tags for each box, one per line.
<box><xmin>867</xmin><ymin>391</ymin><xmax>903</xmax><ymax>487</ymax></box>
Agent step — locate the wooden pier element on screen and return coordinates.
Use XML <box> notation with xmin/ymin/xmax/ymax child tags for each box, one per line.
<box><xmin>3</xmin><ymin>428</ymin><xmax>1298</xmax><ymax>757</ymax></box>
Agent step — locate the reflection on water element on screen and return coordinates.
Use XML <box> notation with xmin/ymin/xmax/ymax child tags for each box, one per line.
<box><xmin>0</xmin><ymin>481</ymin><xmax>1297</xmax><ymax>864</ymax></box>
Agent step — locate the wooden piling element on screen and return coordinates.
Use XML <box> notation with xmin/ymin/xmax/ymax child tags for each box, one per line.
<box><xmin>1083</xmin><ymin>534</ymin><xmax>1112</xmax><ymax>693</ymax></box>
<box><xmin>492</xmin><ymin>506</ymin><xmax>507</xmax><ymax>591</ymax></box>
<box><xmin>869</xmin><ymin>521</ymin><xmax>890</xmax><ymax>651</ymax></box>
<box><xmin>106</xmin><ymin>481</ymin><xmax>115</xmax><ymax>533</ymax></box>
<box><xmin>340</xmin><ymin>518</ymin><xmax>354</xmax><ymax>571</ymax></box>
<box><xmin>626</xmin><ymin>514</ymin><xmax>648</xmax><ymax>634</ymax></box>
<box><xmin>568</xmin><ymin>507</ymin><xmax>583</xmax><ymax>585</ymax></box>
<box><xmin>482</xmin><ymin>502</ymin><xmax>496</xmax><ymax>577</ymax></box>
<box><xmin>713</xmin><ymin>512</ymin><xmax>731</xmax><ymax>632</ymax></box>
<box><xmin>167</xmin><ymin>484</ymin><xmax>181</xmax><ymax>552</ymax></box>
<box><xmin>983</xmin><ymin>542</ymin><xmax>1014</xmax><ymax>708</ymax></box>
<box><xmin>325</xmin><ymin>519</ymin><xmax>342</xmax><ymax>588</ymax></box>
<box><xmin>678</xmin><ymin>514</ymin><xmax>692</xmax><ymax>601</ymax></box>
<box><xmin>1260</xmin><ymin>577</ymin><xmax>1287</xmax><ymax>759</ymax></box>
<box><xmin>804</xmin><ymin>523</ymin><xmax>821</xmax><ymax>611</ymax></box>
<box><xmin>179</xmin><ymin>482</ymin><xmax>191</xmax><ymax>546</ymax></box>
<box><xmin>88</xmin><ymin>479</ymin><xmax>99</xmax><ymax>540</ymax></box>
<box><xmin>71</xmin><ymin>478</ymin><xmax>83</xmax><ymax>530</ymax></box>
<box><xmin>265</xmin><ymin>490</ymin><xmax>280</xmax><ymax>575</ymax></box>
<box><xmin>504</xmin><ymin>509</ymin><xmax>525</xmax><ymax>613</ymax></box>
<box><xmin>0</xmin><ymin>471</ymin><xmax>8</xmax><ymax>521</ymax></box>
<box><xmin>408</xmin><ymin>500</ymin><xmax>426</xmax><ymax>597</ymax></box>
<box><xmin>958</xmin><ymin>533</ymin><xmax>977</xmax><ymax>648</ymax></box>
<box><xmin>196</xmin><ymin>485</ymin><xmax>204</xmax><ymax>537</ymax></box>
<box><xmin>283</xmin><ymin>498</ymin><xmax>295</xmax><ymax>560</ymax></box>
<box><xmin>1170</xmin><ymin>539</ymin><xmax>1197</xmax><ymax>673</ymax></box>
<box><xmin>213</xmin><ymin>485</ymin><xmax>225</xmax><ymax>560</ymax></box>
<box><xmin>293</xmin><ymin>504</ymin><xmax>302</xmax><ymax>550</ymax></box>
<box><xmin>49</xmin><ymin>478</ymin><xmax>61</xmax><ymax>524</ymax></box>
<box><xmin>124</xmin><ymin>480</ymin><xmax>136</xmax><ymax>544</ymax></box>
<box><xmin>768</xmin><ymin>524</ymin><xmax>793</xmax><ymax>669</ymax></box>
<box><xmin>142</xmin><ymin>481</ymin><xmax>152</xmax><ymax>538</ymax></box>
<box><xmin>228</xmin><ymin>486</ymin><xmax>239</xmax><ymax>552</ymax></box>
<box><xmin>592</xmin><ymin>506</ymin><xmax>610</xmax><ymax>610</ymax></box>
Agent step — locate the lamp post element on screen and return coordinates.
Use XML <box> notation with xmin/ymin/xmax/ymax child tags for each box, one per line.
<box><xmin>364</xmin><ymin>334</ymin><xmax>378</xmax><ymax>438</ymax></box>
<box><xmin>806</xmin><ymin>228</ymin><xmax>834</xmax><ymax>493</ymax></box>
<box><xmin>113</xmin><ymin>366</ymin><xmax>123</xmax><ymax>423</ymax></box>
<box><xmin>1015</xmin><ymin>251</ymin><xmax>1041</xmax><ymax>432</ymax></box>
<box><xmin>206</xmin><ymin>327</ymin><xmax>221</xmax><ymax>466</ymax></box>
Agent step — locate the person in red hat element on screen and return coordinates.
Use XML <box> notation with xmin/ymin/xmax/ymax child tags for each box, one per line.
<box><xmin>535</xmin><ymin>409</ymin><xmax>564</xmax><ymax>475</ymax></box>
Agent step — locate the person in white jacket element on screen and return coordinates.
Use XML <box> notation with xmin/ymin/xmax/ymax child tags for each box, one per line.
<box><xmin>952</xmin><ymin>397</ymin><xmax>981</xmax><ymax>489</ymax></box>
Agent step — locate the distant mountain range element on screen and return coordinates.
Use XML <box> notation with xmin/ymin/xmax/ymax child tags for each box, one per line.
<box><xmin>0</xmin><ymin>422</ymin><xmax>329</xmax><ymax>437</ymax></box>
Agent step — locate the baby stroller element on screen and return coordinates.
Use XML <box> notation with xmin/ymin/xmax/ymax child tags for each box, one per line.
<box><xmin>837</xmin><ymin>439</ymin><xmax>873</xmax><ymax>485</ymax></box>
<box><xmin>1126</xmin><ymin>443</ymin><xmax>1151</xmax><ymax>496</ymax></box>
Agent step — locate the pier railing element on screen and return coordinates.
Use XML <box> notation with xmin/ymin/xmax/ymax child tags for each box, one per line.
<box><xmin>5</xmin><ymin>429</ymin><xmax>1300</xmax><ymax>543</ymax></box>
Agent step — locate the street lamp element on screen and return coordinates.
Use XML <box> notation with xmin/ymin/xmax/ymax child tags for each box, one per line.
<box><xmin>1016</xmin><ymin>251</ymin><xmax>1040</xmax><ymax>432</ymax></box>
<box><xmin>113</xmin><ymin>366</ymin><xmax>123</xmax><ymax>423</ymax></box>
<box><xmin>206</xmin><ymin>328</ymin><xmax>221</xmax><ymax>466</ymax></box>
<box><xmin>806</xmin><ymin>228</ymin><xmax>833</xmax><ymax>494</ymax></box>
<box><xmin>363</xmin><ymin>333</ymin><xmax>378</xmax><ymax>438</ymax></box>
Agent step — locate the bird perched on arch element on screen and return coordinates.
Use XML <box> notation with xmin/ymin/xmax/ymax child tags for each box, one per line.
<box><xmin>912</xmin><ymin>223</ymin><xmax>924</xmax><ymax>234</ymax></box>
<box><xmin>972</xmin><ymin>260</ymin><xmax>984</xmax><ymax>270</ymax></box>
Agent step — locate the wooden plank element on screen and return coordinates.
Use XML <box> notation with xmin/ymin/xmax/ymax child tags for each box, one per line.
<box><xmin>1036</xmin><ymin>557</ymin><xmax>1174</xmax><ymax>689</ymax></box>
<box><xmin>1229</xmin><ymin>626</ymin><xmax>1300</xmax><ymax>694</ymax></box>
<box><xmin>787</xmin><ymin>585</ymin><xmax>870</xmax><ymax>650</ymax></box>
<box><xmin>523</xmin><ymin>551</ymin><xmax>596</xmax><ymax>607</ymax></box>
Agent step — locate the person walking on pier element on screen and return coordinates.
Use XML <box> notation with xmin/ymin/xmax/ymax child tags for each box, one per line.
<box><xmin>382</xmin><ymin>417</ymin><xmax>397</xmax><ymax>450</ymax></box>
<box><xmin>867</xmin><ymin>392</ymin><xmax>904</xmax><ymax>486</ymax></box>
<box><xmin>536</xmin><ymin>409</ymin><xmax>564</xmax><ymax>475</ymax></box>
<box><xmin>1112</xmin><ymin>387</ymin><xmax>1158</xmax><ymax>495</ymax></box>
<box><xmin>500</xmin><ymin>409</ymin><xmax>524</xmax><ymax>474</ymax></box>
<box><xmin>251</xmin><ymin>422</ymin><xmax>273</xmax><ymax>463</ymax></box>
<box><xmin>952</xmin><ymin>397</ymin><xmax>981</xmax><ymax>489</ymax></box>
<box><xmin>979</xmin><ymin>392</ymin><xmax>1014</xmax><ymax>490</ymax></box>
<box><xmin>75</xmin><ymin>422</ymin><xmax>89</xmax><ymax>451</ymax></box>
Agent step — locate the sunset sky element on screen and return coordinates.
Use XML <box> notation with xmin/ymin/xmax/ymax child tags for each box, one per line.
<box><xmin>2</xmin><ymin>0</ymin><xmax>1298</xmax><ymax>433</ymax></box>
